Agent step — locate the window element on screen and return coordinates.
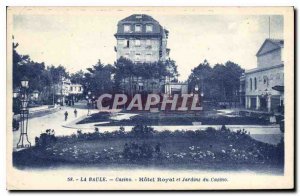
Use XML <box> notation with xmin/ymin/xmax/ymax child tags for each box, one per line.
<box><xmin>146</xmin><ymin>40</ymin><xmax>151</xmax><ymax>46</ymax></box>
<box><xmin>135</xmin><ymin>53</ymin><xmax>141</xmax><ymax>61</ymax></box>
<box><xmin>124</xmin><ymin>25</ymin><xmax>131</xmax><ymax>32</ymax></box>
<box><xmin>135</xmin><ymin>39</ymin><xmax>141</xmax><ymax>46</ymax></box>
<box><xmin>146</xmin><ymin>24</ymin><xmax>153</xmax><ymax>32</ymax></box>
<box><xmin>250</xmin><ymin>78</ymin><xmax>252</xmax><ymax>91</ymax></box>
<box><xmin>146</xmin><ymin>54</ymin><xmax>151</xmax><ymax>62</ymax></box>
<box><xmin>254</xmin><ymin>78</ymin><xmax>257</xmax><ymax>90</ymax></box>
<box><xmin>118</xmin><ymin>40</ymin><xmax>124</xmax><ymax>46</ymax></box>
<box><xmin>263</xmin><ymin>76</ymin><xmax>269</xmax><ymax>86</ymax></box>
<box><xmin>138</xmin><ymin>83</ymin><xmax>144</xmax><ymax>91</ymax></box>
<box><xmin>70</xmin><ymin>87</ymin><xmax>73</xmax><ymax>91</ymax></box>
<box><xmin>135</xmin><ymin>24</ymin><xmax>142</xmax><ymax>32</ymax></box>
<box><xmin>125</xmin><ymin>40</ymin><xmax>130</xmax><ymax>48</ymax></box>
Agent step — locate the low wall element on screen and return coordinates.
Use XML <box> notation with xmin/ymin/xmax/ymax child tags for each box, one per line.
<box><xmin>14</xmin><ymin>105</ymin><xmax>58</xmax><ymax>120</ymax></box>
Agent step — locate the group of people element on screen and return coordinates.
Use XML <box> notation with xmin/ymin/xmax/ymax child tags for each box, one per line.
<box><xmin>64</xmin><ymin>109</ymin><xmax>78</xmax><ymax>121</ymax></box>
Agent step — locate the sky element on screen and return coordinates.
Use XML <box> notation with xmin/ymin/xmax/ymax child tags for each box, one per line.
<box><xmin>13</xmin><ymin>12</ymin><xmax>283</xmax><ymax>81</ymax></box>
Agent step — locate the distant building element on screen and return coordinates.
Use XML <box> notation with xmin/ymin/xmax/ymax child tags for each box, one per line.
<box><xmin>165</xmin><ymin>82</ymin><xmax>188</xmax><ymax>96</ymax></box>
<box><xmin>241</xmin><ymin>39</ymin><xmax>284</xmax><ymax>113</ymax></box>
<box><xmin>114</xmin><ymin>14</ymin><xmax>170</xmax><ymax>63</ymax></box>
<box><xmin>54</xmin><ymin>78</ymin><xmax>83</xmax><ymax>105</ymax></box>
<box><xmin>69</xmin><ymin>84</ymin><xmax>84</xmax><ymax>95</ymax></box>
<box><xmin>114</xmin><ymin>14</ymin><xmax>190</xmax><ymax>96</ymax></box>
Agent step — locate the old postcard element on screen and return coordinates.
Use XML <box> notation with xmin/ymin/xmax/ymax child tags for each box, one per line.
<box><xmin>6</xmin><ymin>6</ymin><xmax>294</xmax><ymax>190</ymax></box>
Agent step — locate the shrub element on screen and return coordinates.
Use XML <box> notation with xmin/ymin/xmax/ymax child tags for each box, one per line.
<box><xmin>13</xmin><ymin>119</ymin><xmax>19</xmax><ymax>131</ymax></box>
<box><xmin>130</xmin><ymin>124</ymin><xmax>154</xmax><ymax>138</ymax></box>
<box><xmin>123</xmin><ymin>142</ymin><xmax>154</xmax><ymax>161</ymax></box>
<box><xmin>276</xmin><ymin>137</ymin><xmax>284</xmax><ymax>164</ymax></box>
<box><xmin>35</xmin><ymin>129</ymin><xmax>57</xmax><ymax>147</ymax></box>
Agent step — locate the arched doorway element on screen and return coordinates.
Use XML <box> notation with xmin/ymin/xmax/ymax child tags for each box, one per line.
<box><xmin>260</xmin><ymin>97</ymin><xmax>267</xmax><ymax>111</ymax></box>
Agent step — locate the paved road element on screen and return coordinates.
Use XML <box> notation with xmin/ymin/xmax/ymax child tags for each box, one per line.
<box><xmin>13</xmin><ymin>102</ymin><xmax>99</xmax><ymax>150</ymax></box>
<box><xmin>12</xmin><ymin>103</ymin><xmax>283</xmax><ymax>150</ymax></box>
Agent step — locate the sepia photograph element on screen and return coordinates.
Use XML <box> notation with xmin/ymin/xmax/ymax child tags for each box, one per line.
<box><xmin>6</xmin><ymin>6</ymin><xmax>294</xmax><ymax>190</ymax></box>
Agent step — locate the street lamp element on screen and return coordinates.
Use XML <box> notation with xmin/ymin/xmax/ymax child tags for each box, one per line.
<box><xmin>92</xmin><ymin>95</ymin><xmax>96</xmax><ymax>109</ymax></box>
<box><xmin>194</xmin><ymin>85</ymin><xmax>199</xmax><ymax>92</ymax></box>
<box><xmin>32</xmin><ymin>90</ymin><xmax>39</xmax><ymax>101</ymax></box>
<box><xmin>16</xmin><ymin>76</ymin><xmax>31</xmax><ymax>148</ymax></box>
<box><xmin>21</xmin><ymin>76</ymin><xmax>29</xmax><ymax>89</ymax></box>
<box><xmin>195</xmin><ymin>84</ymin><xmax>204</xmax><ymax>109</ymax></box>
<box><xmin>261</xmin><ymin>89</ymin><xmax>272</xmax><ymax>112</ymax></box>
<box><xmin>194</xmin><ymin>85</ymin><xmax>200</xmax><ymax>116</ymax></box>
<box><xmin>86</xmin><ymin>91</ymin><xmax>92</xmax><ymax>116</ymax></box>
<box><xmin>13</xmin><ymin>88</ymin><xmax>20</xmax><ymax>98</ymax></box>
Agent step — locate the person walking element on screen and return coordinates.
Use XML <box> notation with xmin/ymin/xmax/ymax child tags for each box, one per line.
<box><xmin>64</xmin><ymin>111</ymin><xmax>68</xmax><ymax>121</ymax></box>
<box><xmin>74</xmin><ymin>109</ymin><xmax>78</xmax><ymax>118</ymax></box>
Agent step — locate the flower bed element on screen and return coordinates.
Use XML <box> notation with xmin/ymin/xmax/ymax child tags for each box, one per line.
<box><xmin>13</xmin><ymin>125</ymin><xmax>284</xmax><ymax>172</ymax></box>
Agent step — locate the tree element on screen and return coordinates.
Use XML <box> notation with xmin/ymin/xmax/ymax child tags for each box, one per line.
<box><xmin>224</xmin><ymin>61</ymin><xmax>245</xmax><ymax>100</ymax></box>
<box><xmin>47</xmin><ymin>65</ymin><xmax>69</xmax><ymax>84</ymax></box>
<box><xmin>188</xmin><ymin>60</ymin><xmax>244</xmax><ymax>102</ymax></box>
<box><xmin>70</xmin><ymin>70</ymin><xmax>85</xmax><ymax>84</ymax></box>
<box><xmin>114</xmin><ymin>57</ymin><xmax>179</xmax><ymax>95</ymax></box>
<box><xmin>212</xmin><ymin>63</ymin><xmax>227</xmax><ymax>100</ymax></box>
<box><xmin>12</xmin><ymin>41</ymin><xmax>70</xmax><ymax>105</ymax></box>
<box><xmin>188</xmin><ymin>60</ymin><xmax>214</xmax><ymax>99</ymax></box>
<box><xmin>13</xmin><ymin>43</ymin><xmax>52</xmax><ymax>94</ymax></box>
<box><xmin>84</xmin><ymin>60</ymin><xmax>114</xmax><ymax>97</ymax></box>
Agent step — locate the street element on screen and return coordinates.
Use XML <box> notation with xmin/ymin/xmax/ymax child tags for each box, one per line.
<box><xmin>13</xmin><ymin>101</ymin><xmax>98</xmax><ymax>150</ymax></box>
<box><xmin>13</xmin><ymin>102</ymin><xmax>283</xmax><ymax>151</ymax></box>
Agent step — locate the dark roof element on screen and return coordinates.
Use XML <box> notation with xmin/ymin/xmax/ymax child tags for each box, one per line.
<box><xmin>115</xmin><ymin>14</ymin><xmax>164</xmax><ymax>37</ymax></box>
<box><xmin>120</xmin><ymin>14</ymin><xmax>158</xmax><ymax>23</ymax></box>
<box><xmin>256</xmin><ymin>38</ymin><xmax>284</xmax><ymax>56</ymax></box>
<box><xmin>272</xmin><ymin>85</ymin><xmax>284</xmax><ymax>92</ymax></box>
<box><xmin>268</xmin><ymin>39</ymin><xmax>284</xmax><ymax>47</ymax></box>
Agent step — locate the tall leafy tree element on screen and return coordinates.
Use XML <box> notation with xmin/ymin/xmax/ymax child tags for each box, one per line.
<box><xmin>114</xmin><ymin>57</ymin><xmax>179</xmax><ymax>94</ymax></box>
<box><xmin>84</xmin><ymin>60</ymin><xmax>114</xmax><ymax>96</ymax></box>
<box><xmin>70</xmin><ymin>70</ymin><xmax>85</xmax><ymax>84</ymax></box>
<box><xmin>13</xmin><ymin>42</ymin><xmax>51</xmax><ymax>93</ymax></box>
<box><xmin>188</xmin><ymin>60</ymin><xmax>244</xmax><ymax>102</ymax></box>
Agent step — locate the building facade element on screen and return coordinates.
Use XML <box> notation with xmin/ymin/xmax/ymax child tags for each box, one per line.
<box><xmin>54</xmin><ymin>78</ymin><xmax>83</xmax><ymax>105</ymax></box>
<box><xmin>114</xmin><ymin>14</ymin><xmax>173</xmax><ymax>94</ymax></box>
<box><xmin>114</xmin><ymin>14</ymin><xmax>170</xmax><ymax>63</ymax></box>
<box><xmin>165</xmin><ymin>82</ymin><xmax>188</xmax><ymax>96</ymax></box>
<box><xmin>114</xmin><ymin>14</ymin><xmax>191</xmax><ymax>96</ymax></box>
<box><xmin>241</xmin><ymin>39</ymin><xmax>284</xmax><ymax>113</ymax></box>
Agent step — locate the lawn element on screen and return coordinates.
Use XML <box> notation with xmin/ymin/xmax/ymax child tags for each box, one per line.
<box><xmin>77</xmin><ymin>111</ymin><xmax>270</xmax><ymax>126</ymax></box>
<box><xmin>13</xmin><ymin>126</ymin><xmax>284</xmax><ymax>173</ymax></box>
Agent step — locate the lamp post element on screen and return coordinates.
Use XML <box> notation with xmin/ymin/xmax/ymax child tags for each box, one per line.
<box><xmin>32</xmin><ymin>90</ymin><xmax>39</xmax><ymax>102</ymax></box>
<box><xmin>200</xmin><ymin>91</ymin><xmax>204</xmax><ymax>109</ymax></box>
<box><xmin>92</xmin><ymin>95</ymin><xmax>96</xmax><ymax>109</ymax></box>
<box><xmin>16</xmin><ymin>76</ymin><xmax>31</xmax><ymax>148</ymax></box>
<box><xmin>194</xmin><ymin>84</ymin><xmax>199</xmax><ymax>92</ymax></box>
<box><xmin>13</xmin><ymin>89</ymin><xmax>19</xmax><ymax>99</ymax></box>
<box><xmin>86</xmin><ymin>91</ymin><xmax>92</xmax><ymax>116</ymax></box>
<box><xmin>262</xmin><ymin>89</ymin><xmax>272</xmax><ymax>112</ymax></box>
<box><xmin>13</xmin><ymin>88</ymin><xmax>20</xmax><ymax>115</ymax></box>
<box><xmin>194</xmin><ymin>85</ymin><xmax>199</xmax><ymax>116</ymax></box>
<box><xmin>194</xmin><ymin>83</ymin><xmax>204</xmax><ymax>109</ymax></box>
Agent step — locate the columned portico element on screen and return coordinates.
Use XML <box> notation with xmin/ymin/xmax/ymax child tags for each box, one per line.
<box><xmin>240</xmin><ymin>39</ymin><xmax>284</xmax><ymax>114</ymax></box>
<box><xmin>256</xmin><ymin>96</ymin><xmax>260</xmax><ymax>110</ymax></box>
<box><xmin>267</xmin><ymin>96</ymin><xmax>272</xmax><ymax>112</ymax></box>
